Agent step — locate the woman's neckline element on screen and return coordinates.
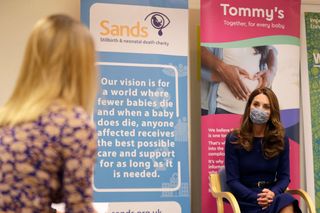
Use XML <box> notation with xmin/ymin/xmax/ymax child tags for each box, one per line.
<box><xmin>253</xmin><ymin>136</ymin><xmax>264</xmax><ymax>139</ymax></box>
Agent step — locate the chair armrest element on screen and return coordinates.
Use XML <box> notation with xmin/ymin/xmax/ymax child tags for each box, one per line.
<box><xmin>210</xmin><ymin>173</ymin><xmax>241</xmax><ymax>213</ymax></box>
<box><xmin>286</xmin><ymin>189</ymin><xmax>316</xmax><ymax>213</ymax></box>
<box><xmin>211</xmin><ymin>191</ymin><xmax>241</xmax><ymax>213</ymax></box>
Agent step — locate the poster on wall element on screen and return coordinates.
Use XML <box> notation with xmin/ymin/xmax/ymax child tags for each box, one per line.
<box><xmin>200</xmin><ymin>1</ymin><xmax>301</xmax><ymax>212</ymax></box>
<box><xmin>301</xmin><ymin>4</ymin><xmax>320</xmax><ymax>211</ymax></box>
<box><xmin>81</xmin><ymin>0</ymin><xmax>190</xmax><ymax>213</ymax></box>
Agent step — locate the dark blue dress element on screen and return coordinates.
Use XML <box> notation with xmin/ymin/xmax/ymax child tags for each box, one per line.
<box><xmin>225</xmin><ymin>132</ymin><xmax>301</xmax><ymax>213</ymax></box>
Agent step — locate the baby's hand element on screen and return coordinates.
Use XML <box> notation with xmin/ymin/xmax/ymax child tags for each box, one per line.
<box><xmin>253</xmin><ymin>71</ymin><xmax>267</xmax><ymax>88</ymax></box>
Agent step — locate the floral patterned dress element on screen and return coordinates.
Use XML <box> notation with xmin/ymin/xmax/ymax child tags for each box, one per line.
<box><xmin>0</xmin><ymin>102</ymin><xmax>97</xmax><ymax>213</ymax></box>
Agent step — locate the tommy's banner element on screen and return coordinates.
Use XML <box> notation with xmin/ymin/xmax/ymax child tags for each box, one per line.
<box><xmin>81</xmin><ymin>1</ymin><xmax>190</xmax><ymax>213</ymax></box>
<box><xmin>200</xmin><ymin>1</ymin><xmax>301</xmax><ymax>212</ymax></box>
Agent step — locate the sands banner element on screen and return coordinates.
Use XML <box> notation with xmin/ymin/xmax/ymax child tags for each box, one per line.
<box><xmin>81</xmin><ymin>0</ymin><xmax>190</xmax><ymax>212</ymax></box>
<box><xmin>200</xmin><ymin>1</ymin><xmax>301</xmax><ymax>212</ymax></box>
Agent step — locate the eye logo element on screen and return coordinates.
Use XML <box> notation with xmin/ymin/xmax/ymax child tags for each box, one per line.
<box><xmin>144</xmin><ymin>12</ymin><xmax>170</xmax><ymax>36</ymax></box>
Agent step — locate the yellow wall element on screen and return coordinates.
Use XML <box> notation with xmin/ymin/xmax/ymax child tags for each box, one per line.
<box><xmin>0</xmin><ymin>0</ymin><xmax>79</xmax><ymax>105</ymax></box>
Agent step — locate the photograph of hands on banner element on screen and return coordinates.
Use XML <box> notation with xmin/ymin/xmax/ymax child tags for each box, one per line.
<box><xmin>201</xmin><ymin>45</ymin><xmax>299</xmax><ymax>115</ymax></box>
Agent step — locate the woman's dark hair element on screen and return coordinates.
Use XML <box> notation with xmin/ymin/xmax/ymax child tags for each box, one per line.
<box><xmin>233</xmin><ymin>87</ymin><xmax>285</xmax><ymax>158</ymax></box>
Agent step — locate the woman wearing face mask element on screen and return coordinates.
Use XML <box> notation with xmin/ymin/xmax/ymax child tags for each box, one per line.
<box><xmin>224</xmin><ymin>87</ymin><xmax>301</xmax><ymax>212</ymax></box>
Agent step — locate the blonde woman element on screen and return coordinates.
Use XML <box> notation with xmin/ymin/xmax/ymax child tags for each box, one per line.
<box><xmin>0</xmin><ymin>14</ymin><xmax>97</xmax><ymax>212</ymax></box>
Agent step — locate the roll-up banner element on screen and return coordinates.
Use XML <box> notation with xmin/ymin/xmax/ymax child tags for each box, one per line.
<box><xmin>81</xmin><ymin>1</ymin><xmax>190</xmax><ymax>212</ymax></box>
<box><xmin>200</xmin><ymin>1</ymin><xmax>301</xmax><ymax>212</ymax></box>
<box><xmin>301</xmin><ymin>4</ymin><xmax>320</xmax><ymax>211</ymax></box>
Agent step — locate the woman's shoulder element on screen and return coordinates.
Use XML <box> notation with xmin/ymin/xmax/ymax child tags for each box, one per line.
<box><xmin>40</xmin><ymin>101</ymin><xmax>94</xmax><ymax>130</ymax></box>
<box><xmin>226</xmin><ymin>130</ymin><xmax>240</xmax><ymax>146</ymax></box>
<box><xmin>226</xmin><ymin>130</ymin><xmax>239</xmax><ymax>140</ymax></box>
<box><xmin>283</xmin><ymin>134</ymin><xmax>290</xmax><ymax>147</ymax></box>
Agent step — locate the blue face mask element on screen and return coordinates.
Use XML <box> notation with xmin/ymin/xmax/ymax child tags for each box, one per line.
<box><xmin>250</xmin><ymin>108</ymin><xmax>269</xmax><ymax>124</ymax></box>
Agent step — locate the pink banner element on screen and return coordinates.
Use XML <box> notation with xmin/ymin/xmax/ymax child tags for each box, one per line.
<box><xmin>201</xmin><ymin>0</ymin><xmax>300</xmax><ymax>43</ymax></box>
<box><xmin>201</xmin><ymin>114</ymin><xmax>240</xmax><ymax>212</ymax></box>
<box><xmin>200</xmin><ymin>1</ymin><xmax>301</xmax><ymax>213</ymax></box>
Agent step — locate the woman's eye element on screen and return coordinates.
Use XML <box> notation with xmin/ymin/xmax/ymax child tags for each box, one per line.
<box><xmin>263</xmin><ymin>105</ymin><xmax>270</xmax><ymax>110</ymax></box>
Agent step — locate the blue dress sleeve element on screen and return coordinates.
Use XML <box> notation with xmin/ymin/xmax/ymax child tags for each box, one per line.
<box><xmin>271</xmin><ymin>136</ymin><xmax>290</xmax><ymax>195</ymax></box>
<box><xmin>224</xmin><ymin>132</ymin><xmax>258</xmax><ymax>203</ymax></box>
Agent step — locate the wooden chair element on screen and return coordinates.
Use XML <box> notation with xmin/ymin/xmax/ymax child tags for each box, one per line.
<box><xmin>209</xmin><ymin>168</ymin><xmax>316</xmax><ymax>213</ymax></box>
<box><xmin>209</xmin><ymin>168</ymin><xmax>240</xmax><ymax>213</ymax></box>
<box><xmin>285</xmin><ymin>189</ymin><xmax>316</xmax><ymax>213</ymax></box>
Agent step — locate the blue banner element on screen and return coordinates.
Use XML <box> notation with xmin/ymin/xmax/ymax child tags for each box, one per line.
<box><xmin>81</xmin><ymin>1</ymin><xmax>190</xmax><ymax>212</ymax></box>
